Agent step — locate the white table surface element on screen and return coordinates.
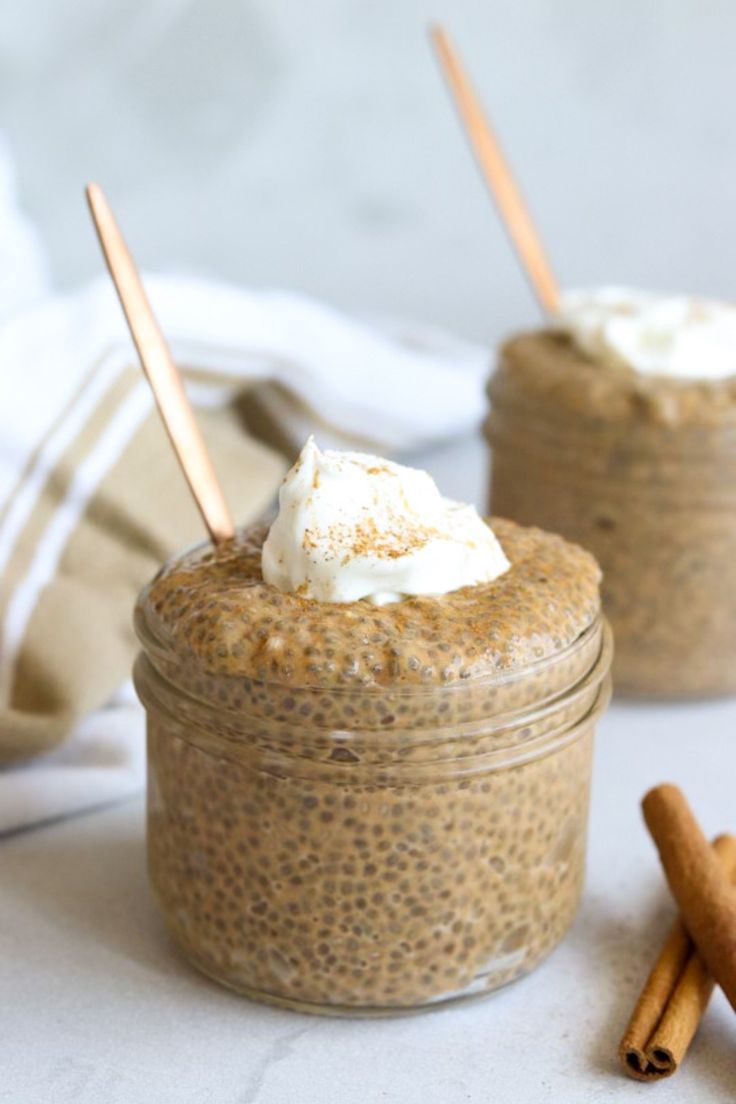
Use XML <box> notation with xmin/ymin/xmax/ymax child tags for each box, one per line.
<box><xmin>3</xmin><ymin>696</ymin><xmax>735</xmax><ymax>1104</ymax></box>
<box><xmin>3</xmin><ymin>437</ymin><xmax>736</xmax><ymax>1103</ymax></box>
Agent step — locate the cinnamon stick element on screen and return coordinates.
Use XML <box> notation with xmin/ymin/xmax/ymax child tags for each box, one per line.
<box><xmin>642</xmin><ymin>785</ymin><xmax>736</xmax><ymax>1014</ymax></box>
<box><xmin>619</xmin><ymin>833</ymin><xmax>736</xmax><ymax>1080</ymax></box>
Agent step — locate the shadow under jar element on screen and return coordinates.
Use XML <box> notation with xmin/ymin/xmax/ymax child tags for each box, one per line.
<box><xmin>134</xmin><ymin>519</ymin><xmax>611</xmax><ymax>1015</ymax></box>
<box><xmin>487</xmin><ymin>331</ymin><xmax>736</xmax><ymax>699</ymax></box>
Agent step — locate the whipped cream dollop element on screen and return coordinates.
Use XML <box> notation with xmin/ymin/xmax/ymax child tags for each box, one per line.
<box><xmin>556</xmin><ymin>287</ymin><xmax>736</xmax><ymax>380</ymax></box>
<box><xmin>262</xmin><ymin>438</ymin><xmax>510</xmax><ymax>604</ymax></box>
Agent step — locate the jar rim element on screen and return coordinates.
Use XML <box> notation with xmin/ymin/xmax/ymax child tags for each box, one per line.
<box><xmin>134</xmin><ymin>618</ymin><xmax>611</xmax><ymax>774</ymax></box>
<box><xmin>135</xmin><ymin>621</ymin><xmax>611</xmax><ymax>779</ymax></box>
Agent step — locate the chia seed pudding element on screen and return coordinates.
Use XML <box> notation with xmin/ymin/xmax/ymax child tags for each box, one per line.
<box><xmin>134</xmin><ymin>516</ymin><xmax>610</xmax><ymax>1014</ymax></box>
<box><xmin>487</xmin><ymin>329</ymin><xmax>736</xmax><ymax>698</ymax></box>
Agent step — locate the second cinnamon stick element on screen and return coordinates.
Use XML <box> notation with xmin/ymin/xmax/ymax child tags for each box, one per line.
<box><xmin>642</xmin><ymin>784</ymin><xmax>736</xmax><ymax>1013</ymax></box>
<box><xmin>620</xmin><ymin>833</ymin><xmax>736</xmax><ymax>1080</ymax></box>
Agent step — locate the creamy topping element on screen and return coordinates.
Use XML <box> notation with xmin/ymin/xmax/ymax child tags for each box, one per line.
<box><xmin>261</xmin><ymin>438</ymin><xmax>510</xmax><ymax>604</ymax></box>
<box><xmin>556</xmin><ymin>287</ymin><xmax>736</xmax><ymax>380</ymax></box>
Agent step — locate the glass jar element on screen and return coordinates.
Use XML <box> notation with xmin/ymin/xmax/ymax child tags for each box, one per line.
<box><xmin>487</xmin><ymin>331</ymin><xmax>736</xmax><ymax>698</ymax></box>
<box><xmin>134</xmin><ymin>576</ymin><xmax>612</xmax><ymax>1016</ymax></box>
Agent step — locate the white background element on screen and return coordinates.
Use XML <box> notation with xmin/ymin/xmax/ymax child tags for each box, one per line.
<box><xmin>2</xmin><ymin>0</ymin><xmax>734</xmax><ymax>344</ymax></box>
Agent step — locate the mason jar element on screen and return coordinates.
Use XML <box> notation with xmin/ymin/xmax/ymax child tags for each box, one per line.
<box><xmin>133</xmin><ymin>521</ymin><xmax>612</xmax><ymax>1015</ymax></box>
<box><xmin>487</xmin><ymin>330</ymin><xmax>736</xmax><ymax>698</ymax></box>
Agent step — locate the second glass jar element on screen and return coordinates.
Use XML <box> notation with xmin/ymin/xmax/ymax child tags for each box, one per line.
<box><xmin>487</xmin><ymin>331</ymin><xmax>736</xmax><ymax>698</ymax></box>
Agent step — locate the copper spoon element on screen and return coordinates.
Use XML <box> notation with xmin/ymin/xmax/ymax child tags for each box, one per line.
<box><xmin>430</xmin><ymin>25</ymin><xmax>560</xmax><ymax>315</ymax></box>
<box><xmin>86</xmin><ymin>183</ymin><xmax>234</xmax><ymax>544</ymax></box>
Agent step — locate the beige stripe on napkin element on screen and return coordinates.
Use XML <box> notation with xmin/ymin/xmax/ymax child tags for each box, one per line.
<box><xmin>0</xmin><ymin>352</ymin><xmax>110</xmax><ymax>531</ymax></box>
<box><xmin>0</xmin><ymin>364</ymin><xmax>140</xmax><ymax>615</ymax></box>
<box><xmin>0</xmin><ymin>360</ymin><xmax>286</xmax><ymax>764</ymax></box>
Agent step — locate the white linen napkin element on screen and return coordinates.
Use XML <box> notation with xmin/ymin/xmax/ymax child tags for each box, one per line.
<box><xmin>0</xmin><ymin>147</ymin><xmax>491</xmax><ymax>835</ymax></box>
<box><xmin>0</xmin><ymin>684</ymin><xmax>145</xmax><ymax>836</ymax></box>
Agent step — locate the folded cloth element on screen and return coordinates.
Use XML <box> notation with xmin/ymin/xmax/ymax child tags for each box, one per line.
<box><xmin>235</xmin><ymin>302</ymin><xmax>491</xmax><ymax>454</ymax></box>
<box><xmin>0</xmin><ymin>682</ymin><xmax>144</xmax><ymax>835</ymax></box>
<box><xmin>0</xmin><ymin>277</ymin><xmax>289</xmax><ymax>778</ymax></box>
<box><xmin>0</xmin><ymin>280</ymin><xmax>491</xmax><ymax>832</ymax></box>
<box><xmin>0</xmin><ymin>196</ymin><xmax>491</xmax><ymax>837</ymax></box>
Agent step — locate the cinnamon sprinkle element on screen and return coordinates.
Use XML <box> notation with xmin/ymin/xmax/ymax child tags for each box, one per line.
<box><xmin>303</xmin><ymin>515</ymin><xmax>442</xmax><ymax>562</ymax></box>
